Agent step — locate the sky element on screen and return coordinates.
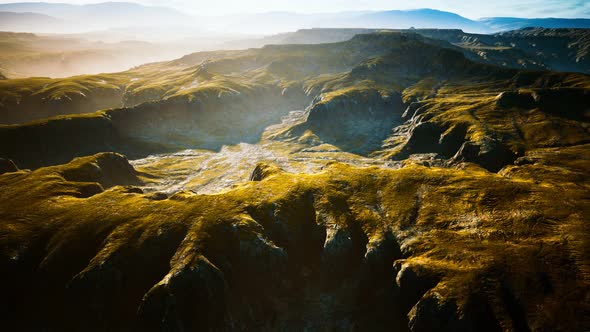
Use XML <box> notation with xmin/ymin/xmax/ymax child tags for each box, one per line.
<box><xmin>1</xmin><ymin>0</ymin><xmax>589</xmax><ymax>18</ymax></box>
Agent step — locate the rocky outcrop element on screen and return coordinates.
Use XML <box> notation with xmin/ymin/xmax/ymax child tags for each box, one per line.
<box><xmin>59</xmin><ymin>152</ymin><xmax>141</xmax><ymax>189</ymax></box>
<box><xmin>137</xmin><ymin>254</ymin><xmax>231</xmax><ymax>331</ymax></box>
<box><xmin>0</xmin><ymin>157</ymin><xmax>17</xmax><ymax>174</ymax></box>
<box><xmin>450</xmin><ymin>139</ymin><xmax>521</xmax><ymax>172</ymax></box>
<box><xmin>302</xmin><ymin>89</ymin><xmax>405</xmax><ymax>154</ymax></box>
<box><xmin>409</xmin><ymin>292</ymin><xmax>501</xmax><ymax>332</ymax></box>
<box><xmin>495</xmin><ymin>91</ymin><xmax>537</xmax><ymax>109</ymax></box>
<box><xmin>249</xmin><ymin>162</ymin><xmax>283</xmax><ymax>181</ymax></box>
<box><xmin>389</xmin><ymin>121</ymin><xmax>469</xmax><ymax>161</ymax></box>
<box><xmin>534</xmin><ymin>88</ymin><xmax>590</xmax><ymax>121</ymax></box>
<box><xmin>0</xmin><ymin>113</ymin><xmax>130</xmax><ymax>169</ymax></box>
<box><xmin>0</xmin><ymin>85</ymin><xmax>124</xmax><ymax>125</ymax></box>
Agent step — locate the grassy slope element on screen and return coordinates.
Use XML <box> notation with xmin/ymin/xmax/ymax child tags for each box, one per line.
<box><xmin>0</xmin><ymin>30</ymin><xmax>589</xmax><ymax>330</ymax></box>
<box><xmin>2</xmin><ymin>32</ymin><xmax>589</xmax><ymax>172</ymax></box>
<box><xmin>0</xmin><ymin>145</ymin><xmax>588</xmax><ymax>330</ymax></box>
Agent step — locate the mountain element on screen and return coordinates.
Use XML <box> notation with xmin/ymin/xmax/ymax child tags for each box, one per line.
<box><xmin>0</xmin><ymin>31</ymin><xmax>589</xmax><ymax>330</ymax></box>
<box><xmin>2</xmin><ymin>3</ymin><xmax>590</xmax><ymax>35</ymax></box>
<box><xmin>352</xmin><ymin>9</ymin><xmax>491</xmax><ymax>33</ymax></box>
<box><xmin>210</xmin><ymin>9</ymin><xmax>491</xmax><ymax>34</ymax></box>
<box><xmin>0</xmin><ymin>2</ymin><xmax>194</xmax><ymax>32</ymax></box>
<box><xmin>230</xmin><ymin>28</ymin><xmax>590</xmax><ymax>74</ymax></box>
<box><xmin>480</xmin><ymin>17</ymin><xmax>590</xmax><ymax>31</ymax></box>
<box><xmin>0</xmin><ymin>31</ymin><xmax>229</xmax><ymax>78</ymax></box>
<box><xmin>0</xmin><ymin>11</ymin><xmax>69</xmax><ymax>32</ymax></box>
<box><xmin>416</xmin><ymin>27</ymin><xmax>590</xmax><ymax>73</ymax></box>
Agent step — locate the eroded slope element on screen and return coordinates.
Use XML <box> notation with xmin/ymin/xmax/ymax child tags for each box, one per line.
<box><xmin>0</xmin><ymin>146</ymin><xmax>588</xmax><ymax>331</ymax></box>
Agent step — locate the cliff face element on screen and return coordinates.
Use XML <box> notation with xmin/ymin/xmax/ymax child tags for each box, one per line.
<box><xmin>300</xmin><ymin>89</ymin><xmax>405</xmax><ymax>154</ymax></box>
<box><xmin>0</xmin><ymin>76</ymin><xmax>126</xmax><ymax>124</ymax></box>
<box><xmin>0</xmin><ymin>113</ymin><xmax>120</xmax><ymax>169</ymax></box>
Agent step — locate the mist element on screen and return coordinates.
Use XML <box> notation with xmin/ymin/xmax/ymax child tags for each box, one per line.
<box><xmin>1</xmin><ymin>1</ymin><xmax>589</xmax><ymax>78</ymax></box>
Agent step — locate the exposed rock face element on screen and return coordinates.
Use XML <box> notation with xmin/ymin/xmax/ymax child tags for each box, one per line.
<box><xmin>137</xmin><ymin>254</ymin><xmax>231</xmax><ymax>331</ymax></box>
<box><xmin>0</xmin><ymin>157</ymin><xmax>17</xmax><ymax>174</ymax></box>
<box><xmin>451</xmin><ymin>139</ymin><xmax>520</xmax><ymax>172</ymax></box>
<box><xmin>0</xmin><ymin>113</ymin><xmax>121</xmax><ymax>169</ymax></box>
<box><xmin>249</xmin><ymin>162</ymin><xmax>283</xmax><ymax>181</ymax></box>
<box><xmin>0</xmin><ymin>86</ymin><xmax>124</xmax><ymax>125</ymax></box>
<box><xmin>495</xmin><ymin>91</ymin><xmax>537</xmax><ymax>109</ymax></box>
<box><xmin>409</xmin><ymin>292</ymin><xmax>501</xmax><ymax>332</ymax></box>
<box><xmin>534</xmin><ymin>88</ymin><xmax>590</xmax><ymax>121</ymax></box>
<box><xmin>59</xmin><ymin>152</ymin><xmax>141</xmax><ymax>189</ymax></box>
<box><xmin>301</xmin><ymin>90</ymin><xmax>405</xmax><ymax>154</ymax></box>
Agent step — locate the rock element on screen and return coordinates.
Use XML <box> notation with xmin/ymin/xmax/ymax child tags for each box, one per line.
<box><xmin>146</xmin><ymin>192</ymin><xmax>168</xmax><ymax>200</ymax></box>
<box><xmin>304</xmin><ymin>89</ymin><xmax>405</xmax><ymax>154</ymax></box>
<box><xmin>394</xmin><ymin>260</ymin><xmax>440</xmax><ymax>313</ymax></box>
<box><xmin>249</xmin><ymin>162</ymin><xmax>283</xmax><ymax>181</ymax></box>
<box><xmin>321</xmin><ymin>226</ymin><xmax>355</xmax><ymax>275</ymax></box>
<box><xmin>409</xmin><ymin>292</ymin><xmax>502</xmax><ymax>332</ymax></box>
<box><xmin>0</xmin><ymin>113</ymin><xmax>120</xmax><ymax>169</ymax></box>
<box><xmin>450</xmin><ymin>139</ymin><xmax>520</xmax><ymax>172</ymax></box>
<box><xmin>438</xmin><ymin>124</ymin><xmax>468</xmax><ymax>158</ymax></box>
<box><xmin>402</xmin><ymin>101</ymin><xmax>429</xmax><ymax>120</ymax></box>
<box><xmin>0</xmin><ymin>158</ymin><xmax>18</xmax><ymax>174</ymax></box>
<box><xmin>75</xmin><ymin>182</ymin><xmax>104</xmax><ymax>198</ymax></box>
<box><xmin>495</xmin><ymin>91</ymin><xmax>537</xmax><ymax>109</ymax></box>
<box><xmin>60</xmin><ymin>152</ymin><xmax>142</xmax><ymax>189</ymax></box>
<box><xmin>392</xmin><ymin>122</ymin><xmax>445</xmax><ymax>160</ymax></box>
<box><xmin>138</xmin><ymin>254</ymin><xmax>230</xmax><ymax>332</ymax></box>
<box><xmin>533</xmin><ymin>88</ymin><xmax>590</xmax><ymax>121</ymax></box>
<box><xmin>117</xmin><ymin>186</ymin><xmax>144</xmax><ymax>194</ymax></box>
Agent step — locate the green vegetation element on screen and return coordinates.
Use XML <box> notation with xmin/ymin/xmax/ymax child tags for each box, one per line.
<box><xmin>0</xmin><ymin>143</ymin><xmax>588</xmax><ymax>330</ymax></box>
<box><xmin>0</xmin><ymin>30</ymin><xmax>589</xmax><ymax>331</ymax></box>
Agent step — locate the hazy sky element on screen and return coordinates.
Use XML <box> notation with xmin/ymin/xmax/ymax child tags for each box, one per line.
<box><xmin>2</xmin><ymin>0</ymin><xmax>589</xmax><ymax>18</ymax></box>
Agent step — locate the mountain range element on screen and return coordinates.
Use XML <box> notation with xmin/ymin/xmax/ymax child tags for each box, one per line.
<box><xmin>0</xmin><ymin>29</ymin><xmax>589</xmax><ymax>331</ymax></box>
<box><xmin>1</xmin><ymin>2</ymin><xmax>590</xmax><ymax>34</ymax></box>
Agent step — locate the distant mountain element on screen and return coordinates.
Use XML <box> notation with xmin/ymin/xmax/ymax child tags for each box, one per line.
<box><xmin>182</xmin><ymin>8</ymin><xmax>590</xmax><ymax>35</ymax></box>
<box><xmin>0</xmin><ymin>2</ymin><xmax>194</xmax><ymax>32</ymax></box>
<box><xmin>227</xmin><ymin>28</ymin><xmax>382</xmax><ymax>48</ymax></box>
<box><xmin>351</xmin><ymin>9</ymin><xmax>491</xmax><ymax>33</ymax></box>
<box><xmin>213</xmin><ymin>9</ymin><xmax>492</xmax><ymax>34</ymax></box>
<box><xmin>480</xmin><ymin>17</ymin><xmax>590</xmax><ymax>31</ymax></box>
<box><xmin>0</xmin><ymin>11</ymin><xmax>69</xmax><ymax>32</ymax></box>
<box><xmin>231</xmin><ymin>27</ymin><xmax>590</xmax><ymax>74</ymax></box>
<box><xmin>1</xmin><ymin>2</ymin><xmax>590</xmax><ymax>35</ymax></box>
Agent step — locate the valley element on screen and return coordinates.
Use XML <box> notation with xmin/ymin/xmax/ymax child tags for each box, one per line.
<box><xmin>0</xmin><ymin>22</ymin><xmax>589</xmax><ymax>332</ymax></box>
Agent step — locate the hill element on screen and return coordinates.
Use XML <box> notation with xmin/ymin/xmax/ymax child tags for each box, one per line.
<box><xmin>0</xmin><ymin>31</ymin><xmax>589</xmax><ymax>331</ymax></box>
<box><xmin>236</xmin><ymin>28</ymin><xmax>590</xmax><ymax>74</ymax></box>
<box><xmin>0</xmin><ymin>31</ymin><xmax>222</xmax><ymax>79</ymax></box>
<box><xmin>0</xmin><ymin>11</ymin><xmax>69</xmax><ymax>32</ymax></box>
